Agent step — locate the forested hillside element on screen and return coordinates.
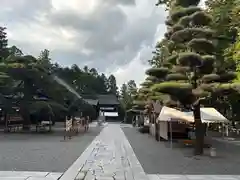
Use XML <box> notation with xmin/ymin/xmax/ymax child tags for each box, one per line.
<box><xmin>0</xmin><ymin>27</ymin><xmax>118</xmax><ymax>125</ymax></box>
<box><xmin>0</xmin><ymin>26</ymin><xmax>118</xmax><ymax>97</ymax></box>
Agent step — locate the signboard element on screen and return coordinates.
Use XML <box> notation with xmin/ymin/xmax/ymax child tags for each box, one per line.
<box><xmin>104</xmin><ymin>112</ymin><xmax>118</xmax><ymax>117</ymax></box>
<box><xmin>8</xmin><ymin>115</ymin><xmax>23</xmax><ymax>122</ymax></box>
<box><xmin>65</xmin><ymin>119</ymin><xmax>72</xmax><ymax>131</ymax></box>
<box><xmin>100</xmin><ymin>107</ymin><xmax>115</xmax><ymax>110</ymax></box>
<box><xmin>64</xmin><ymin>117</ymin><xmax>73</xmax><ymax>140</ymax></box>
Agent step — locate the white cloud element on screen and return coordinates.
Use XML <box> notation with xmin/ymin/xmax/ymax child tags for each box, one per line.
<box><xmin>120</xmin><ymin>0</ymin><xmax>160</xmax><ymax>22</ymax></box>
<box><xmin>110</xmin><ymin>26</ymin><xmax>166</xmax><ymax>87</ymax></box>
<box><xmin>7</xmin><ymin>23</ymin><xmax>85</xmax><ymax>54</ymax></box>
<box><xmin>2</xmin><ymin>0</ymin><xmax>167</xmax><ymax>85</ymax></box>
<box><xmin>199</xmin><ymin>0</ymin><xmax>206</xmax><ymax>8</ymax></box>
<box><xmin>109</xmin><ymin>45</ymin><xmax>154</xmax><ymax>87</ymax></box>
<box><xmin>51</xmin><ymin>0</ymin><xmax>98</xmax><ymax>14</ymax></box>
<box><xmin>111</xmin><ymin>57</ymin><xmax>149</xmax><ymax>88</ymax></box>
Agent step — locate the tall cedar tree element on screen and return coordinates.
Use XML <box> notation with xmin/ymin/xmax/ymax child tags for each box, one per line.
<box><xmin>0</xmin><ymin>27</ymin><xmax>9</xmax><ymax>61</ymax></box>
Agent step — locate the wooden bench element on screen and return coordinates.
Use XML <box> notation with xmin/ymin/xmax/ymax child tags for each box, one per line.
<box><xmin>84</xmin><ymin>118</ymin><xmax>89</xmax><ymax>132</ymax></box>
<box><xmin>36</xmin><ymin>120</ymin><xmax>52</xmax><ymax>132</ymax></box>
<box><xmin>181</xmin><ymin>139</ymin><xmax>211</xmax><ymax>148</ymax></box>
<box><xmin>5</xmin><ymin>115</ymin><xmax>24</xmax><ymax>132</ymax></box>
<box><xmin>82</xmin><ymin>118</ymin><xmax>89</xmax><ymax>132</ymax></box>
<box><xmin>78</xmin><ymin>117</ymin><xmax>89</xmax><ymax>133</ymax></box>
<box><xmin>72</xmin><ymin>119</ymin><xmax>81</xmax><ymax>134</ymax></box>
<box><xmin>73</xmin><ymin>117</ymin><xmax>81</xmax><ymax>134</ymax></box>
<box><xmin>183</xmin><ymin>139</ymin><xmax>194</xmax><ymax>146</ymax></box>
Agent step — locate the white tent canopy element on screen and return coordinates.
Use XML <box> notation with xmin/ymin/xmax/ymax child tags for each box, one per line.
<box><xmin>157</xmin><ymin>106</ymin><xmax>194</xmax><ymax>123</ymax></box>
<box><xmin>156</xmin><ymin>106</ymin><xmax>194</xmax><ymax>141</ymax></box>
<box><xmin>184</xmin><ymin>108</ymin><xmax>228</xmax><ymax>123</ymax></box>
<box><xmin>157</xmin><ymin>106</ymin><xmax>228</xmax><ymax>123</ymax></box>
<box><xmin>156</xmin><ymin>106</ymin><xmax>229</xmax><ymax>141</ymax></box>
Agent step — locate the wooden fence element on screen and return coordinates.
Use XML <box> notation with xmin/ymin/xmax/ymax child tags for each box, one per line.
<box><xmin>64</xmin><ymin>116</ymin><xmax>90</xmax><ymax>140</ymax></box>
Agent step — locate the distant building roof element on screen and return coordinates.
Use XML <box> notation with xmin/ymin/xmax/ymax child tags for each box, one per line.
<box><xmin>81</xmin><ymin>94</ymin><xmax>119</xmax><ymax>106</ymax></box>
<box><xmin>97</xmin><ymin>94</ymin><xmax>119</xmax><ymax>105</ymax></box>
<box><xmin>82</xmin><ymin>94</ymin><xmax>98</xmax><ymax>99</ymax></box>
<box><xmin>84</xmin><ymin>99</ymin><xmax>99</xmax><ymax>106</ymax></box>
<box><xmin>33</xmin><ymin>96</ymin><xmax>49</xmax><ymax>101</ymax></box>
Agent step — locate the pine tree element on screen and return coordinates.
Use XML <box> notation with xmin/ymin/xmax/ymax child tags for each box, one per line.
<box><xmin>8</xmin><ymin>45</ymin><xmax>23</xmax><ymax>57</ymax></box>
<box><xmin>107</xmin><ymin>74</ymin><xmax>118</xmax><ymax>95</ymax></box>
<box><xmin>120</xmin><ymin>83</ymin><xmax>129</xmax><ymax>109</ymax></box>
<box><xmin>0</xmin><ymin>27</ymin><xmax>9</xmax><ymax>61</ymax></box>
<box><xmin>127</xmin><ymin>80</ymin><xmax>137</xmax><ymax>97</ymax></box>
<box><xmin>149</xmin><ymin>0</ymin><xmax>238</xmax><ymax>155</ymax></box>
<box><xmin>99</xmin><ymin>73</ymin><xmax>108</xmax><ymax>93</ymax></box>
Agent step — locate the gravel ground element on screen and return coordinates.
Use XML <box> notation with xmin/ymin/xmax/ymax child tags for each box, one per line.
<box><xmin>0</xmin><ymin>123</ymin><xmax>102</xmax><ymax>172</ymax></box>
<box><xmin>123</xmin><ymin>127</ymin><xmax>240</xmax><ymax>175</ymax></box>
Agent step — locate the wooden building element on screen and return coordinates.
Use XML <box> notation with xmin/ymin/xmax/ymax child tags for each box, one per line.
<box><xmin>98</xmin><ymin>94</ymin><xmax>120</xmax><ymax>121</ymax></box>
<box><xmin>83</xmin><ymin>94</ymin><xmax>120</xmax><ymax>121</ymax></box>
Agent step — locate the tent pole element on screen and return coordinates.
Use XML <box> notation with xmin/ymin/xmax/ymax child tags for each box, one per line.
<box><xmin>226</xmin><ymin>123</ymin><xmax>229</xmax><ymax>137</ymax></box>
<box><xmin>222</xmin><ymin>122</ymin><xmax>224</xmax><ymax>137</ymax></box>
<box><xmin>170</xmin><ymin>119</ymin><xmax>173</xmax><ymax>149</ymax></box>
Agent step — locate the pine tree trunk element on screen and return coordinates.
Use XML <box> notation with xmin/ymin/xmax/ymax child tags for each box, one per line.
<box><xmin>21</xmin><ymin>106</ymin><xmax>31</xmax><ymax>130</ymax></box>
<box><xmin>155</xmin><ymin>120</ymin><xmax>159</xmax><ymax>141</ymax></box>
<box><xmin>193</xmin><ymin>102</ymin><xmax>204</xmax><ymax>155</ymax></box>
<box><xmin>22</xmin><ymin>80</ymin><xmax>32</xmax><ymax>130</ymax></box>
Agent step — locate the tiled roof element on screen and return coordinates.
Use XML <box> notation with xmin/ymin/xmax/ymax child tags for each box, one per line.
<box><xmin>82</xmin><ymin>94</ymin><xmax>119</xmax><ymax>105</ymax></box>
<box><xmin>97</xmin><ymin>94</ymin><xmax>119</xmax><ymax>105</ymax></box>
<box><xmin>84</xmin><ymin>99</ymin><xmax>99</xmax><ymax>106</ymax></box>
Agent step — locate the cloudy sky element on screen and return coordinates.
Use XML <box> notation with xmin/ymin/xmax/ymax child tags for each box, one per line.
<box><xmin>0</xmin><ymin>0</ymin><xmax>203</xmax><ymax>86</ymax></box>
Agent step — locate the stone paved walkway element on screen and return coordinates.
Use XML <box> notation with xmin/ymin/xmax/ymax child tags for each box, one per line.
<box><xmin>60</xmin><ymin>124</ymin><xmax>148</xmax><ymax>180</ymax></box>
